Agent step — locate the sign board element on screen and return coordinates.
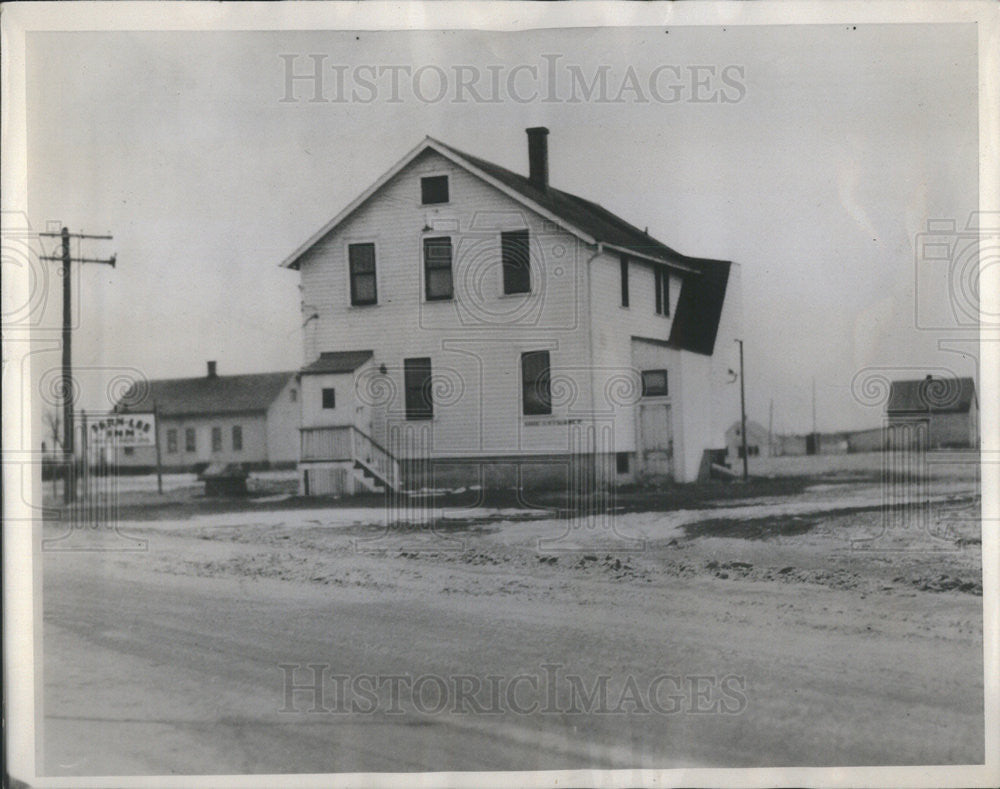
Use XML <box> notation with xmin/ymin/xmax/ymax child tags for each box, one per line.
<box><xmin>87</xmin><ymin>413</ymin><xmax>157</xmax><ymax>447</ymax></box>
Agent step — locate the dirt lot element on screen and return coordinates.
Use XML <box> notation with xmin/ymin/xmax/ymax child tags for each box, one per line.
<box><xmin>40</xmin><ymin>461</ymin><xmax>984</xmax><ymax>773</ymax></box>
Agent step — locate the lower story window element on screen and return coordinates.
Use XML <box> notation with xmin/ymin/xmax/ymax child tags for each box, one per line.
<box><xmin>166</xmin><ymin>429</ymin><xmax>178</xmax><ymax>453</ymax></box>
<box><xmin>185</xmin><ymin>428</ymin><xmax>196</xmax><ymax>453</ymax></box>
<box><xmin>616</xmin><ymin>452</ymin><xmax>630</xmax><ymax>474</ymax></box>
<box><xmin>641</xmin><ymin>369</ymin><xmax>669</xmax><ymax>397</ymax></box>
<box><xmin>404</xmin><ymin>357</ymin><xmax>433</xmax><ymax>420</ymax></box>
<box><xmin>521</xmin><ymin>350</ymin><xmax>552</xmax><ymax>416</ymax></box>
<box><xmin>232</xmin><ymin>425</ymin><xmax>243</xmax><ymax>452</ymax></box>
<box><xmin>211</xmin><ymin>426</ymin><xmax>222</xmax><ymax>453</ymax></box>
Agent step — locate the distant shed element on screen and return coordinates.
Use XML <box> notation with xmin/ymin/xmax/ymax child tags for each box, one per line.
<box><xmin>886</xmin><ymin>376</ymin><xmax>978</xmax><ymax>449</ymax></box>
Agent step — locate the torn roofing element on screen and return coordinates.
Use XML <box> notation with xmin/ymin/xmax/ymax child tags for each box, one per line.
<box><xmin>886</xmin><ymin>377</ymin><xmax>977</xmax><ymax>413</ymax></box>
<box><xmin>431</xmin><ymin>140</ymin><xmax>734</xmax><ymax>356</ymax></box>
<box><xmin>300</xmin><ymin>350</ymin><xmax>374</xmax><ymax>375</ymax></box>
<box><xmin>115</xmin><ymin>372</ymin><xmax>296</xmax><ymax>416</ymax></box>
<box><xmin>667</xmin><ymin>255</ymin><xmax>731</xmax><ymax>356</ymax></box>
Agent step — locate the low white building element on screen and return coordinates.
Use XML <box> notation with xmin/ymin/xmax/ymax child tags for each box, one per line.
<box><xmin>113</xmin><ymin>362</ymin><xmax>300</xmax><ymax>471</ymax></box>
<box><xmin>282</xmin><ymin>128</ymin><xmax>742</xmax><ymax>494</ymax></box>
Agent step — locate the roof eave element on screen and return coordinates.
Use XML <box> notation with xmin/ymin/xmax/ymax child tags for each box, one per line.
<box><xmin>278</xmin><ymin>137</ymin><xmax>437</xmax><ymax>270</ymax></box>
<box><xmin>601</xmin><ymin>242</ymin><xmax>702</xmax><ymax>275</ymax></box>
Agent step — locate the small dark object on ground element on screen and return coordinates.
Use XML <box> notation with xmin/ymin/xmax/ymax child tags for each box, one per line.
<box><xmin>199</xmin><ymin>463</ymin><xmax>249</xmax><ymax>497</ymax></box>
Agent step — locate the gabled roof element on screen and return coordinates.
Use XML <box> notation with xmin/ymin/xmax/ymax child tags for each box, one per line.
<box><xmin>431</xmin><ymin>140</ymin><xmax>697</xmax><ymax>269</ymax></box>
<box><xmin>727</xmin><ymin>420</ymin><xmax>770</xmax><ymax>441</ymax></box>
<box><xmin>115</xmin><ymin>372</ymin><xmax>296</xmax><ymax>417</ymax></box>
<box><xmin>886</xmin><ymin>377</ymin><xmax>976</xmax><ymax>414</ymax></box>
<box><xmin>279</xmin><ymin>136</ymin><xmax>709</xmax><ymax>274</ymax></box>
<box><xmin>300</xmin><ymin>350</ymin><xmax>373</xmax><ymax>375</ymax></box>
<box><xmin>278</xmin><ymin>134</ymin><xmax>734</xmax><ymax>355</ymax></box>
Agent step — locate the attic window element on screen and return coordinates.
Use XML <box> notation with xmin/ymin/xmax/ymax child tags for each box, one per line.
<box><xmin>421</xmin><ymin>176</ymin><xmax>449</xmax><ymax>205</ymax></box>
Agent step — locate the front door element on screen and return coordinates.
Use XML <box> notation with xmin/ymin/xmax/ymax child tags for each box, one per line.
<box><xmin>639</xmin><ymin>402</ymin><xmax>673</xmax><ymax>478</ymax></box>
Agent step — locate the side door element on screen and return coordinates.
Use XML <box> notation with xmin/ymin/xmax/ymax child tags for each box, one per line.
<box><xmin>639</xmin><ymin>402</ymin><xmax>673</xmax><ymax>478</ymax></box>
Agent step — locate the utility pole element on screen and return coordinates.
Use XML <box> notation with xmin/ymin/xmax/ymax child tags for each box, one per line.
<box><xmin>768</xmin><ymin>398</ymin><xmax>774</xmax><ymax>457</ymax></box>
<box><xmin>736</xmin><ymin>339</ymin><xmax>748</xmax><ymax>481</ymax></box>
<box><xmin>812</xmin><ymin>376</ymin><xmax>817</xmax><ymax>435</ymax></box>
<box><xmin>40</xmin><ymin>228</ymin><xmax>115</xmax><ymax>503</ymax></box>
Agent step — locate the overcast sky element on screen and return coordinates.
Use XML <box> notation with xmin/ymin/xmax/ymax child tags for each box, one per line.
<box><xmin>24</xmin><ymin>23</ymin><xmax>978</xmax><ymax>432</ymax></box>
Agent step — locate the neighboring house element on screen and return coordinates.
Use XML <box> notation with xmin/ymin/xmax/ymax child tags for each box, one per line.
<box><xmin>112</xmin><ymin>361</ymin><xmax>300</xmax><ymax>471</ymax></box>
<box><xmin>726</xmin><ymin>420</ymin><xmax>772</xmax><ymax>461</ymax></box>
<box><xmin>886</xmin><ymin>376</ymin><xmax>978</xmax><ymax>449</ymax></box>
<box><xmin>281</xmin><ymin>128</ymin><xmax>741</xmax><ymax>494</ymax></box>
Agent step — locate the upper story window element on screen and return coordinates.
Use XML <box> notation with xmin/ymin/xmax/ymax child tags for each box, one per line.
<box><xmin>521</xmin><ymin>350</ymin><xmax>552</xmax><ymax>416</ymax></box>
<box><xmin>322</xmin><ymin>388</ymin><xmax>336</xmax><ymax>409</ymax></box>
<box><xmin>620</xmin><ymin>255</ymin><xmax>629</xmax><ymax>307</ymax></box>
<box><xmin>641</xmin><ymin>369</ymin><xmax>669</xmax><ymax>397</ymax></box>
<box><xmin>404</xmin><ymin>357</ymin><xmax>433</xmax><ymax>420</ymax></box>
<box><xmin>421</xmin><ymin>175</ymin><xmax>449</xmax><ymax>205</ymax></box>
<box><xmin>348</xmin><ymin>243</ymin><xmax>378</xmax><ymax>306</ymax></box>
<box><xmin>502</xmin><ymin>230</ymin><xmax>531</xmax><ymax>295</ymax></box>
<box><xmin>289</xmin><ymin>388</ymin><xmax>297</xmax><ymax>402</ymax></box>
<box><xmin>423</xmin><ymin>236</ymin><xmax>454</xmax><ymax>301</ymax></box>
<box><xmin>654</xmin><ymin>267</ymin><xmax>670</xmax><ymax>317</ymax></box>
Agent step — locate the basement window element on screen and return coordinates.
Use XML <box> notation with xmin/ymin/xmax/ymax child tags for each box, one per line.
<box><xmin>641</xmin><ymin>369</ymin><xmax>669</xmax><ymax>397</ymax></box>
<box><xmin>421</xmin><ymin>175</ymin><xmax>449</xmax><ymax>205</ymax></box>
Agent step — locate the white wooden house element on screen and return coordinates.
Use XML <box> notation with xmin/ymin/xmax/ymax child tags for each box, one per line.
<box><xmin>113</xmin><ymin>362</ymin><xmax>300</xmax><ymax>471</ymax></box>
<box><xmin>281</xmin><ymin>128</ymin><xmax>741</xmax><ymax>494</ymax></box>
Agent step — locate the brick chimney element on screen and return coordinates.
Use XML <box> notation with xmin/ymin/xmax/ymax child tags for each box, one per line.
<box><xmin>526</xmin><ymin>127</ymin><xmax>549</xmax><ymax>189</ymax></box>
<box><xmin>207</xmin><ymin>360</ymin><xmax>217</xmax><ymax>378</ymax></box>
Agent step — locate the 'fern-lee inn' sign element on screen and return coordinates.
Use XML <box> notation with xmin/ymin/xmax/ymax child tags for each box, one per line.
<box><xmin>88</xmin><ymin>414</ymin><xmax>157</xmax><ymax>447</ymax></box>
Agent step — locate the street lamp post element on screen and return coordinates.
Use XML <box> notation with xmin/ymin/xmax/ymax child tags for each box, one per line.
<box><xmin>736</xmin><ymin>339</ymin><xmax>749</xmax><ymax>481</ymax></box>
